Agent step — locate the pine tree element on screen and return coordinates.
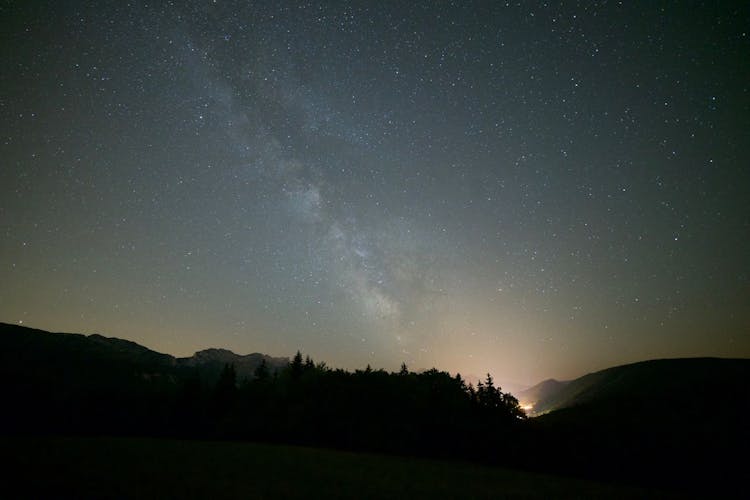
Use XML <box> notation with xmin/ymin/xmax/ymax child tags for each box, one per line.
<box><xmin>290</xmin><ymin>351</ymin><xmax>304</xmax><ymax>379</ymax></box>
<box><xmin>304</xmin><ymin>355</ymin><xmax>315</xmax><ymax>371</ymax></box>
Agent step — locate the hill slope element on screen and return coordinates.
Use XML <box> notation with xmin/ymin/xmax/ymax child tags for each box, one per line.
<box><xmin>518</xmin><ymin>357</ymin><xmax>750</xmax><ymax>492</ymax></box>
<box><xmin>516</xmin><ymin>378</ymin><xmax>569</xmax><ymax>414</ymax></box>
<box><xmin>519</xmin><ymin>357</ymin><xmax>750</xmax><ymax>416</ymax></box>
<box><xmin>0</xmin><ymin>322</ymin><xmax>288</xmax><ymax>433</ymax></box>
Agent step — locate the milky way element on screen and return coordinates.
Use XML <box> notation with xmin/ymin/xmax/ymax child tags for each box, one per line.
<box><xmin>1</xmin><ymin>1</ymin><xmax>748</xmax><ymax>387</ymax></box>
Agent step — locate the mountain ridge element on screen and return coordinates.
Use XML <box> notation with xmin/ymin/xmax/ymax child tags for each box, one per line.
<box><xmin>0</xmin><ymin>322</ymin><xmax>289</xmax><ymax>381</ymax></box>
<box><xmin>519</xmin><ymin>356</ymin><xmax>750</xmax><ymax>416</ymax></box>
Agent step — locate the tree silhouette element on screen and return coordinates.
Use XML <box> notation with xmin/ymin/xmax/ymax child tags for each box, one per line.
<box><xmin>477</xmin><ymin>373</ymin><xmax>503</xmax><ymax>409</ymax></box>
<box><xmin>213</xmin><ymin>363</ymin><xmax>237</xmax><ymax>415</ymax></box>
<box><xmin>254</xmin><ymin>358</ymin><xmax>269</xmax><ymax>382</ymax></box>
<box><xmin>290</xmin><ymin>351</ymin><xmax>304</xmax><ymax>379</ymax></box>
<box><xmin>304</xmin><ymin>355</ymin><xmax>315</xmax><ymax>371</ymax></box>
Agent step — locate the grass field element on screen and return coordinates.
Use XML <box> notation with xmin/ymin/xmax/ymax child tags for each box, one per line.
<box><xmin>2</xmin><ymin>436</ymin><xmax>672</xmax><ymax>499</ymax></box>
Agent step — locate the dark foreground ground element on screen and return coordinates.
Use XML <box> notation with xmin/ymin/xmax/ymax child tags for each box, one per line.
<box><xmin>2</xmin><ymin>436</ymin><xmax>674</xmax><ymax>499</ymax></box>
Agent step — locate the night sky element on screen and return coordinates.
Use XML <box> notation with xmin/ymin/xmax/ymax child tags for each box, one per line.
<box><xmin>2</xmin><ymin>1</ymin><xmax>748</xmax><ymax>388</ymax></box>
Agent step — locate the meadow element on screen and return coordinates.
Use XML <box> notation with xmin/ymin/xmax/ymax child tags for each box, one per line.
<box><xmin>2</xmin><ymin>436</ymin><xmax>666</xmax><ymax>499</ymax></box>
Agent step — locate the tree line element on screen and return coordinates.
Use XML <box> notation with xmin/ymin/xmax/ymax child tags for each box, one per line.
<box><xmin>1</xmin><ymin>334</ymin><xmax>526</xmax><ymax>463</ymax></box>
<box><xmin>172</xmin><ymin>352</ymin><xmax>526</xmax><ymax>461</ymax></box>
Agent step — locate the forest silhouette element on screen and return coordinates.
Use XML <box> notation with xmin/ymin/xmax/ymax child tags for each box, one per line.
<box><xmin>2</xmin><ymin>323</ymin><xmax>748</xmax><ymax>495</ymax></box>
<box><xmin>181</xmin><ymin>352</ymin><xmax>526</xmax><ymax>459</ymax></box>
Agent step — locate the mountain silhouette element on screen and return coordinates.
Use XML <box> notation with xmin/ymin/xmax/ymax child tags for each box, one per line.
<box><xmin>0</xmin><ymin>322</ymin><xmax>288</xmax><ymax>383</ymax></box>
<box><xmin>518</xmin><ymin>358</ymin><xmax>750</xmax><ymax>491</ymax></box>
<box><xmin>177</xmin><ymin>347</ymin><xmax>288</xmax><ymax>383</ymax></box>
<box><xmin>0</xmin><ymin>322</ymin><xmax>288</xmax><ymax>434</ymax></box>
<box><xmin>519</xmin><ymin>357</ymin><xmax>750</xmax><ymax>416</ymax></box>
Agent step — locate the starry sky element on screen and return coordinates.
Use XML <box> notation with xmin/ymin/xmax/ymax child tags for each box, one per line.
<box><xmin>2</xmin><ymin>1</ymin><xmax>748</xmax><ymax>388</ymax></box>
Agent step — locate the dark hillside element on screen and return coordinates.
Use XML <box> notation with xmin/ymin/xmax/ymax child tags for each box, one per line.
<box><xmin>516</xmin><ymin>378</ymin><xmax>569</xmax><ymax>414</ymax></box>
<box><xmin>521</xmin><ymin>358</ymin><xmax>750</xmax><ymax>493</ymax></box>
<box><xmin>0</xmin><ymin>323</ymin><xmax>286</xmax><ymax>435</ymax></box>
<box><xmin>0</xmin><ymin>323</ymin><xmax>184</xmax><ymax>434</ymax></box>
<box><xmin>522</xmin><ymin>357</ymin><xmax>750</xmax><ymax>415</ymax></box>
<box><xmin>3</xmin><ymin>323</ymin><xmax>748</xmax><ymax>494</ymax></box>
